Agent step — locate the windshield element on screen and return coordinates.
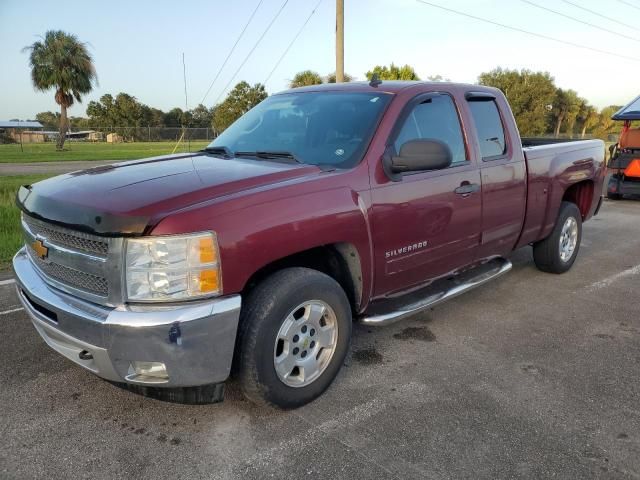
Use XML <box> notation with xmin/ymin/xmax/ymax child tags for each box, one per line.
<box><xmin>208</xmin><ymin>92</ymin><xmax>391</xmax><ymax>168</ymax></box>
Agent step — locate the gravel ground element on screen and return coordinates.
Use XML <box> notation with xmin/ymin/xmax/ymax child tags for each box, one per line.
<box><xmin>0</xmin><ymin>199</ymin><xmax>639</xmax><ymax>479</ymax></box>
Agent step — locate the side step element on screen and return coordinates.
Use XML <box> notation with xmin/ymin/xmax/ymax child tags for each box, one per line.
<box><xmin>360</xmin><ymin>257</ymin><xmax>512</xmax><ymax>326</ymax></box>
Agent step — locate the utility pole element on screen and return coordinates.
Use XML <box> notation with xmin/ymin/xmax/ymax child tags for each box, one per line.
<box><xmin>336</xmin><ymin>0</ymin><xmax>344</xmax><ymax>82</ymax></box>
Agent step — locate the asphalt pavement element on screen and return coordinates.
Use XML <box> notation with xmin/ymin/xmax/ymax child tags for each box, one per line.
<box><xmin>1</xmin><ymin>199</ymin><xmax>639</xmax><ymax>479</ymax></box>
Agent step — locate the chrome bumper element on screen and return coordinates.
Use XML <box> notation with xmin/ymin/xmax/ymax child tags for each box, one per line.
<box><xmin>13</xmin><ymin>247</ymin><xmax>241</xmax><ymax>387</ymax></box>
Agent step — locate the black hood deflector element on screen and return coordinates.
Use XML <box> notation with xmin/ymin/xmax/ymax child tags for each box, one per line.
<box><xmin>16</xmin><ymin>185</ymin><xmax>150</xmax><ymax>237</ymax></box>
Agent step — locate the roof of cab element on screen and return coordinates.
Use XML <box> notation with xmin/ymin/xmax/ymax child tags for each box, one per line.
<box><xmin>275</xmin><ymin>80</ymin><xmax>484</xmax><ymax>96</ymax></box>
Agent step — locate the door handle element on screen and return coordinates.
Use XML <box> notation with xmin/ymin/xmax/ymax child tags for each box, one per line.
<box><xmin>454</xmin><ymin>182</ymin><xmax>480</xmax><ymax>195</ymax></box>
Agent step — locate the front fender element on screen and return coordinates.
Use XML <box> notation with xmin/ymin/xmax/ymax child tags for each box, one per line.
<box><xmin>152</xmin><ymin>186</ymin><xmax>373</xmax><ymax>307</ymax></box>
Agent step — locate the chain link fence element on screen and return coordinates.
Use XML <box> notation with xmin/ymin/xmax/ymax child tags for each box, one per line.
<box><xmin>64</xmin><ymin>127</ymin><xmax>216</xmax><ymax>143</ymax></box>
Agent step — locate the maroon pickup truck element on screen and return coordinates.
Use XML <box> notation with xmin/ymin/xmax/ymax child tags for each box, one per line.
<box><xmin>13</xmin><ymin>81</ymin><xmax>605</xmax><ymax>408</ymax></box>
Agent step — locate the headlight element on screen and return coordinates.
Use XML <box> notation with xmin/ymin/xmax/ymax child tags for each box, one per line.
<box><xmin>125</xmin><ymin>232</ymin><xmax>221</xmax><ymax>302</ymax></box>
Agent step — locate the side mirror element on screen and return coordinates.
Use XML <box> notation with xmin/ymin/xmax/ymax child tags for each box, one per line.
<box><xmin>390</xmin><ymin>139</ymin><xmax>452</xmax><ymax>174</ymax></box>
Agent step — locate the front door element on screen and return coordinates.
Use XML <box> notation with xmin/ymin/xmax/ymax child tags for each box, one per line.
<box><xmin>370</xmin><ymin>93</ymin><xmax>482</xmax><ymax>297</ymax></box>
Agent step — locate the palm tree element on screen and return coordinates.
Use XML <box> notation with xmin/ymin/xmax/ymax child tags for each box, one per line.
<box><xmin>289</xmin><ymin>70</ymin><xmax>323</xmax><ymax>89</ymax></box>
<box><xmin>24</xmin><ymin>30</ymin><xmax>97</xmax><ymax>150</ymax></box>
<box><xmin>578</xmin><ymin>103</ymin><xmax>599</xmax><ymax>139</ymax></box>
<box><xmin>326</xmin><ymin>72</ymin><xmax>353</xmax><ymax>83</ymax></box>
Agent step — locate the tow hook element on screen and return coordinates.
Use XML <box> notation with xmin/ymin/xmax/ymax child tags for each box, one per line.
<box><xmin>78</xmin><ymin>350</ymin><xmax>93</xmax><ymax>360</ymax></box>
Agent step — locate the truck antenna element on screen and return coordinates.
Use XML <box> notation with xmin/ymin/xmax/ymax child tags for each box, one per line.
<box><xmin>369</xmin><ymin>73</ymin><xmax>382</xmax><ymax>87</ymax></box>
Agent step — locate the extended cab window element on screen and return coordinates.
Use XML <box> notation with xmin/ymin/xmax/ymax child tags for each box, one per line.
<box><xmin>394</xmin><ymin>94</ymin><xmax>467</xmax><ymax>166</ymax></box>
<box><xmin>467</xmin><ymin>99</ymin><xmax>507</xmax><ymax>159</ymax></box>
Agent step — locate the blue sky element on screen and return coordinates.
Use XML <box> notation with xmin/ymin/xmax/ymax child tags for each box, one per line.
<box><xmin>1</xmin><ymin>0</ymin><xmax>639</xmax><ymax>119</ymax></box>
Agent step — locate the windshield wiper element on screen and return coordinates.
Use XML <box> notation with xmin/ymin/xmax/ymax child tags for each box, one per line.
<box><xmin>202</xmin><ymin>146</ymin><xmax>234</xmax><ymax>158</ymax></box>
<box><xmin>234</xmin><ymin>150</ymin><xmax>301</xmax><ymax>164</ymax></box>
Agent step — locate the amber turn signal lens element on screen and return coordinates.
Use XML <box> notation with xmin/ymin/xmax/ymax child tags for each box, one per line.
<box><xmin>199</xmin><ymin>269</ymin><xmax>219</xmax><ymax>293</ymax></box>
<box><xmin>199</xmin><ymin>237</ymin><xmax>217</xmax><ymax>263</ymax></box>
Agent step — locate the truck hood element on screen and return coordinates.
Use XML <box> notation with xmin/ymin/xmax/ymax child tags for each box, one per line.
<box><xmin>17</xmin><ymin>152</ymin><xmax>322</xmax><ymax>235</ymax></box>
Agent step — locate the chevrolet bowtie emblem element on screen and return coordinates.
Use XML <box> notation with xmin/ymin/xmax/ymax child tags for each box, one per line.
<box><xmin>32</xmin><ymin>239</ymin><xmax>49</xmax><ymax>259</ymax></box>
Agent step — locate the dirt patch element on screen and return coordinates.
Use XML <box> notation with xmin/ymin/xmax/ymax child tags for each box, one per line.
<box><xmin>352</xmin><ymin>347</ymin><xmax>383</xmax><ymax>365</ymax></box>
<box><xmin>393</xmin><ymin>326</ymin><xmax>436</xmax><ymax>342</ymax></box>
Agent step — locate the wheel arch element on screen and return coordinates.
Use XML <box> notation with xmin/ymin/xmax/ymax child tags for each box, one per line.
<box><xmin>562</xmin><ymin>179</ymin><xmax>594</xmax><ymax>219</ymax></box>
<box><xmin>241</xmin><ymin>242</ymin><xmax>364</xmax><ymax>314</ymax></box>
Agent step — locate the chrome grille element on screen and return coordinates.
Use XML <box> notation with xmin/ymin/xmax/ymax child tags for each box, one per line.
<box><xmin>23</xmin><ymin>216</ymin><xmax>108</xmax><ymax>255</ymax></box>
<box><xmin>21</xmin><ymin>214</ymin><xmax>122</xmax><ymax>305</ymax></box>
<box><xmin>27</xmin><ymin>245</ymin><xmax>108</xmax><ymax>296</ymax></box>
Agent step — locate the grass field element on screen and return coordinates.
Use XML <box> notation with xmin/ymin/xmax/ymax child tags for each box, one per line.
<box><xmin>0</xmin><ymin>175</ymin><xmax>51</xmax><ymax>267</ymax></box>
<box><xmin>0</xmin><ymin>141</ymin><xmax>210</xmax><ymax>163</ymax></box>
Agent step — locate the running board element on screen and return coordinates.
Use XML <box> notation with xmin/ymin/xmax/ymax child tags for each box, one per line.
<box><xmin>360</xmin><ymin>258</ymin><xmax>512</xmax><ymax>326</ymax></box>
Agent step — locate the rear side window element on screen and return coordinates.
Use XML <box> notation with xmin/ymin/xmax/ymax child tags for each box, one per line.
<box><xmin>467</xmin><ymin>100</ymin><xmax>507</xmax><ymax>159</ymax></box>
<box><xmin>394</xmin><ymin>94</ymin><xmax>467</xmax><ymax>166</ymax></box>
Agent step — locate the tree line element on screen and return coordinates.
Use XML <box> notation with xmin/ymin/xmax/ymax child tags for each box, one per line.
<box><xmin>22</xmin><ymin>30</ymin><xmax>625</xmax><ymax>150</ymax></box>
<box><xmin>478</xmin><ymin>68</ymin><xmax>621</xmax><ymax>140</ymax></box>
<box><xmin>36</xmin><ymin>64</ymin><xmax>621</xmax><ymax>143</ymax></box>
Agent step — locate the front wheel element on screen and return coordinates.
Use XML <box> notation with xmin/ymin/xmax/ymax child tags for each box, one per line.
<box><xmin>235</xmin><ymin>268</ymin><xmax>352</xmax><ymax>408</ymax></box>
<box><xmin>533</xmin><ymin>201</ymin><xmax>582</xmax><ymax>274</ymax></box>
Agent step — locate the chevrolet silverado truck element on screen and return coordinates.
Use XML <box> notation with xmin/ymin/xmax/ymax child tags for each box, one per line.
<box><xmin>13</xmin><ymin>81</ymin><xmax>606</xmax><ymax>408</ymax></box>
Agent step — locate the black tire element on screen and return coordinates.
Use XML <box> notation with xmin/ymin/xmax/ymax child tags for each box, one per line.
<box><xmin>607</xmin><ymin>191</ymin><xmax>623</xmax><ymax>200</ymax></box>
<box><xmin>533</xmin><ymin>201</ymin><xmax>582</xmax><ymax>274</ymax></box>
<box><xmin>235</xmin><ymin>267</ymin><xmax>352</xmax><ymax>409</ymax></box>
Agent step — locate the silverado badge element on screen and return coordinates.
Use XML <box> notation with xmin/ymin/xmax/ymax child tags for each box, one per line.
<box><xmin>32</xmin><ymin>239</ymin><xmax>49</xmax><ymax>259</ymax></box>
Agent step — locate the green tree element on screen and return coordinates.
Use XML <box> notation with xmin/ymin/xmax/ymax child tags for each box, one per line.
<box><xmin>69</xmin><ymin>116</ymin><xmax>90</xmax><ymax>129</ymax></box>
<box><xmin>577</xmin><ymin>101</ymin><xmax>599</xmax><ymax>139</ymax></box>
<box><xmin>87</xmin><ymin>93</ymin><xmax>148</xmax><ymax>139</ymax></box>
<box><xmin>289</xmin><ymin>70</ymin><xmax>323</xmax><ymax>88</ymax></box>
<box><xmin>140</xmin><ymin>106</ymin><xmax>166</xmax><ymax>128</ymax></box>
<box><xmin>551</xmin><ymin>88</ymin><xmax>581</xmax><ymax>138</ymax></box>
<box><xmin>23</xmin><ymin>30</ymin><xmax>97</xmax><ymax>150</ymax></box>
<box><xmin>478</xmin><ymin>68</ymin><xmax>556</xmax><ymax>136</ymax></box>
<box><xmin>365</xmin><ymin>63</ymin><xmax>420</xmax><ymax>81</ymax></box>
<box><xmin>212</xmin><ymin>81</ymin><xmax>268</xmax><ymax>133</ymax></box>
<box><xmin>190</xmin><ymin>104</ymin><xmax>215</xmax><ymax>128</ymax></box>
<box><xmin>86</xmin><ymin>94</ymin><xmax>114</xmax><ymax>127</ymax></box>
<box><xmin>163</xmin><ymin>107</ymin><xmax>185</xmax><ymax>128</ymax></box>
<box><xmin>594</xmin><ymin>105</ymin><xmax>623</xmax><ymax>140</ymax></box>
<box><xmin>35</xmin><ymin>111</ymin><xmax>60</xmax><ymax>130</ymax></box>
<box><xmin>326</xmin><ymin>72</ymin><xmax>353</xmax><ymax>83</ymax></box>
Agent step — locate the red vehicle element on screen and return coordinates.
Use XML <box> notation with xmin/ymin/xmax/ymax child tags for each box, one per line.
<box><xmin>607</xmin><ymin>95</ymin><xmax>640</xmax><ymax>199</ymax></box>
<box><xmin>13</xmin><ymin>81</ymin><xmax>605</xmax><ymax>408</ymax></box>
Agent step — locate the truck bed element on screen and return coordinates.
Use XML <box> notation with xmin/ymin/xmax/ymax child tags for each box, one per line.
<box><xmin>520</xmin><ymin>137</ymin><xmax>593</xmax><ymax>147</ymax></box>
<box><xmin>517</xmin><ymin>138</ymin><xmax>606</xmax><ymax>248</ymax></box>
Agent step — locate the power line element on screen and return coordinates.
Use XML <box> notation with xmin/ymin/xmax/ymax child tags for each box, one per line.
<box><xmin>264</xmin><ymin>0</ymin><xmax>324</xmax><ymax>85</ymax></box>
<box><xmin>561</xmin><ymin>0</ymin><xmax>639</xmax><ymax>34</ymax></box>
<box><xmin>520</xmin><ymin>0</ymin><xmax>640</xmax><ymax>43</ymax></box>
<box><xmin>616</xmin><ymin>0</ymin><xmax>640</xmax><ymax>11</ymax></box>
<box><xmin>213</xmin><ymin>0</ymin><xmax>290</xmax><ymax>105</ymax></box>
<box><xmin>199</xmin><ymin>0</ymin><xmax>264</xmax><ymax>105</ymax></box>
<box><xmin>415</xmin><ymin>0</ymin><xmax>640</xmax><ymax>63</ymax></box>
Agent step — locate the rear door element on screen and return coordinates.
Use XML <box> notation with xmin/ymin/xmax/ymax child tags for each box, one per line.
<box><xmin>465</xmin><ymin>92</ymin><xmax>527</xmax><ymax>260</ymax></box>
<box><xmin>370</xmin><ymin>92</ymin><xmax>482</xmax><ymax>297</ymax></box>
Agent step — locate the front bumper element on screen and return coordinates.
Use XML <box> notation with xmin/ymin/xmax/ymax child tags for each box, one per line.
<box><xmin>13</xmin><ymin>247</ymin><xmax>241</xmax><ymax>387</ymax></box>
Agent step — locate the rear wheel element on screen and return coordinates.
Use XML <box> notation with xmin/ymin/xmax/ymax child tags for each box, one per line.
<box><xmin>533</xmin><ymin>201</ymin><xmax>582</xmax><ymax>274</ymax></box>
<box><xmin>236</xmin><ymin>268</ymin><xmax>352</xmax><ymax>408</ymax></box>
